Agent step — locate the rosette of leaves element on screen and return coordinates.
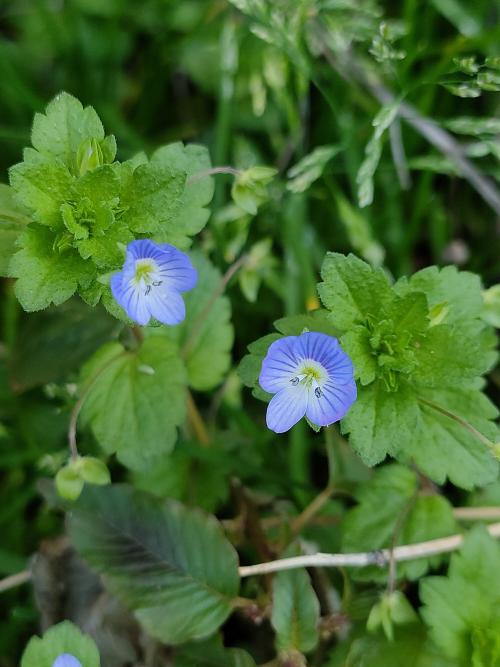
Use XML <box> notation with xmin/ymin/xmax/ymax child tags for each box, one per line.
<box><xmin>241</xmin><ymin>253</ymin><xmax>498</xmax><ymax>489</ymax></box>
<box><xmin>6</xmin><ymin>92</ymin><xmax>214</xmax><ymax>316</ymax></box>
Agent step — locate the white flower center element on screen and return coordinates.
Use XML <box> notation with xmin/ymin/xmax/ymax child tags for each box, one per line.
<box><xmin>290</xmin><ymin>359</ymin><xmax>328</xmax><ymax>397</ymax></box>
<box><xmin>133</xmin><ymin>259</ymin><xmax>163</xmax><ymax>296</ymax></box>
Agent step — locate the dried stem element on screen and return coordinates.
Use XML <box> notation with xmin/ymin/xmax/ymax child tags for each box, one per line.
<box><xmin>289</xmin><ymin>484</ymin><xmax>335</xmax><ymax>537</ymax></box>
<box><xmin>238</xmin><ymin>522</ymin><xmax>500</xmax><ymax>577</ymax></box>
<box><xmin>0</xmin><ymin>569</ymin><xmax>31</xmax><ymax>594</ymax></box>
<box><xmin>187</xmin><ymin>166</ymin><xmax>241</xmax><ymax>185</ymax></box>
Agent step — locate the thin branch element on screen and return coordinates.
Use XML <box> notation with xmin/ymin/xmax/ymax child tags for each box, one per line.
<box><xmin>68</xmin><ymin>351</ymin><xmax>127</xmax><ymax>460</ymax></box>
<box><xmin>314</xmin><ymin>22</ymin><xmax>500</xmax><ymax>217</ymax></box>
<box><xmin>453</xmin><ymin>506</ymin><xmax>500</xmax><ymax>521</ymax></box>
<box><xmin>238</xmin><ymin>522</ymin><xmax>500</xmax><ymax>577</ymax></box>
<box><xmin>181</xmin><ymin>254</ymin><xmax>248</xmax><ymax>359</ymax></box>
<box><xmin>289</xmin><ymin>484</ymin><xmax>335</xmax><ymax>537</ymax></box>
<box><xmin>186</xmin><ymin>391</ymin><xmax>211</xmax><ymax>447</ymax></box>
<box><xmin>0</xmin><ymin>569</ymin><xmax>31</xmax><ymax>594</ymax></box>
<box><xmin>187</xmin><ymin>166</ymin><xmax>241</xmax><ymax>185</ymax></box>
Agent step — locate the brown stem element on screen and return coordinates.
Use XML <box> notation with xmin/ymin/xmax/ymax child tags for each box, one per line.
<box><xmin>289</xmin><ymin>484</ymin><xmax>335</xmax><ymax>538</ymax></box>
<box><xmin>0</xmin><ymin>570</ymin><xmax>31</xmax><ymax>594</ymax></box>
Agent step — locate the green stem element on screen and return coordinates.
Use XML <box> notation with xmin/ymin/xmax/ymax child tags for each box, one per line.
<box><xmin>418</xmin><ymin>396</ymin><xmax>496</xmax><ymax>450</ymax></box>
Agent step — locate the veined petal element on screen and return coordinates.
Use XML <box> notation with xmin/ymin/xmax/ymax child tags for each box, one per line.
<box><xmin>266</xmin><ymin>384</ymin><xmax>308</xmax><ymax>433</ymax></box>
<box><xmin>306</xmin><ymin>379</ymin><xmax>357</xmax><ymax>427</ymax></box>
<box><xmin>156</xmin><ymin>244</ymin><xmax>198</xmax><ymax>292</ymax></box>
<box><xmin>296</xmin><ymin>331</ymin><xmax>354</xmax><ymax>385</ymax></box>
<box><xmin>146</xmin><ymin>288</ymin><xmax>186</xmax><ymax>326</ymax></box>
<box><xmin>259</xmin><ymin>336</ymin><xmax>300</xmax><ymax>393</ymax></box>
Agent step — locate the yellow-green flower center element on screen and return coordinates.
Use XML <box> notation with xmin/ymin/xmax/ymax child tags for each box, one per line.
<box><xmin>134</xmin><ymin>259</ymin><xmax>156</xmax><ymax>283</ymax></box>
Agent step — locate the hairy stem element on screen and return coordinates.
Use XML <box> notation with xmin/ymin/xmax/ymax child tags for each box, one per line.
<box><xmin>187</xmin><ymin>166</ymin><xmax>241</xmax><ymax>185</ymax></box>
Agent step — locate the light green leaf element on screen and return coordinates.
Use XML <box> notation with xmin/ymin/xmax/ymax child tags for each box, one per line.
<box><xmin>9</xmin><ymin>151</ymin><xmax>73</xmax><ymax>228</ymax></box>
<box><xmin>69</xmin><ymin>485</ymin><xmax>240</xmax><ymax>644</ymax></box>
<box><xmin>444</xmin><ymin>117</ymin><xmax>500</xmax><ymax>136</ymax></box>
<box><xmin>333</xmin><ymin>189</ymin><xmax>385</xmax><ymax>266</ymax></box>
<box><xmin>158</xmin><ymin>253</ymin><xmax>233</xmax><ymax>391</ymax></box>
<box><xmin>420</xmin><ymin>526</ymin><xmax>500</xmax><ymax>665</ymax></box>
<box><xmin>9</xmin><ymin>225</ymin><xmax>95</xmax><ymax>311</ymax></box>
<box><xmin>151</xmin><ymin>142</ymin><xmax>215</xmax><ymax>247</ymax></box>
<box><xmin>341</xmin><ymin>380</ymin><xmax>420</xmax><ymax>466</ymax></box>
<box><xmin>482</xmin><ymin>285</ymin><xmax>500</xmax><ymax>328</ymax></box>
<box><xmin>0</xmin><ymin>183</ymin><xmax>30</xmax><ymax>276</ymax></box>
<box><xmin>80</xmin><ymin>338</ymin><xmax>187</xmax><ymax>470</ymax></box>
<box><xmin>271</xmin><ymin>545</ymin><xmax>320</xmax><ymax>654</ymax></box>
<box><xmin>21</xmin><ymin>620</ymin><xmax>100</xmax><ymax>667</ymax></box>
<box><xmin>287</xmin><ymin>144</ymin><xmax>341</xmax><ymax>193</ymax></box>
<box><xmin>357</xmin><ymin>103</ymin><xmax>400</xmax><ymax>207</ymax></box>
<box><xmin>318</xmin><ymin>253</ymin><xmax>393</xmax><ymax>331</ymax></box>
<box><xmin>31</xmin><ymin>91</ymin><xmax>109</xmax><ymax>171</ymax></box>
<box><xmin>174</xmin><ymin>635</ymin><xmax>256</xmax><ymax>667</ymax></box>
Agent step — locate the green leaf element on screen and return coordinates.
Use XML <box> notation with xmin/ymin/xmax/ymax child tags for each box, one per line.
<box><xmin>357</xmin><ymin>103</ymin><xmax>400</xmax><ymax>207</ymax></box>
<box><xmin>9</xmin><ymin>151</ymin><xmax>73</xmax><ymax>228</ymax></box>
<box><xmin>482</xmin><ymin>285</ymin><xmax>500</xmax><ymax>328</ymax></box>
<box><xmin>157</xmin><ymin>253</ymin><xmax>233</xmax><ymax>390</ymax></box>
<box><xmin>120</xmin><ymin>160</ymin><xmax>186</xmax><ymax>235</ymax></box>
<box><xmin>55</xmin><ymin>465</ymin><xmax>85</xmax><ymax>501</ymax></box>
<box><xmin>151</xmin><ymin>142</ymin><xmax>215</xmax><ymax>247</ymax></box>
<box><xmin>420</xmin><ymin>526</ymin><xmax>500</xmax><ymax>665</ymax></box>
<box><xmin>341</xmin><ymin>380</ymin><xmax>420</xmax><ymax>466</ymax></box>
<box><xmin>400</xmin><ymin>386</ymin><xmax>499</xmax><ymax>490</ymax></box>
<box><xmin>9</xmin><ymin>299</ymin><xmax>117</xmax><ymax>391</ymax></box>
<box><xmin>9</xmin><ymin>225</ymin><xmax>95</xmax><ymax>311</ymax></box>
<box><xmin>31</xmin><ymin>91</ymin><xmax>109</xmax><ymax>171</ymax></box>
<box><xmin>21</xmin><ymin>620</ymin><xmax>100</xmax><ymax>667</ymax></box>
<box><xmin>340</xmin><ymin>626</ymin><xmax>455</xmax><ymax>667</ymax></box>
<box><xmin>80</xmin><ymin>338</ymin><xmax>187</xmax><ymax>470</ymax></box>
<box><xmin>286</xmin><ymin>144</ymin><xmax>341</xmax><ymax>193</ymax></box>
<box><xmin>342</xmin><ymin>465</ymin><xmax>457</xmax><ymax>582</ymax></box>
<box><xmin>444</xmin><ymin>117</ymin><xmax>500</xmax><ymax>136</ymax></box>
<box><xmin>333</xmin><ymin>189</ymin><xmax>385</xmax><ymax>266</ymax></box>
<box><xmin>174</xmin><ymin>635</ymin><xmax>256</xmax><ymax>667</ymax></box>
<box><xmin>69</xmin><ymin>484</ymin><xmax>240</xmax><ymax>644</ymax></box>
<box><xmin>318</xmin><ymin>253</ymin><xmax>393</xmax><ymax>331</ymax></box>
<box><xmin>271</xmin><ymin>545</ymin><xmax>320</xmax><ymax>654</ymax></box>
<box><xmin>0</xmin><ymin>183</ymin><xmax>30</xmax><ymax>276</ymax></box>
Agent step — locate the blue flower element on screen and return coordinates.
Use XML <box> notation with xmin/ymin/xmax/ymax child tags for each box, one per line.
<box><xmin>259</xmin><ymin>331</ymin><xmax>357</xmax><ymax>433</ymax></box>
<box><xmin>52</xmin><ymin>655</ymin><xmax>83</xmax><ymax>667</ymax></box>
<box><xmin>111</xmin><ymin>240</ymin><xmax>197</xmax><ymax>326</ymax></box>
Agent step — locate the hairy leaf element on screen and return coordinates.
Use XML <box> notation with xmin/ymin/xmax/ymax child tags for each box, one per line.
<box><xmin>21</xmin><ymin>621</ymin><xmax>100</xmax><ymax>667</ymax></box>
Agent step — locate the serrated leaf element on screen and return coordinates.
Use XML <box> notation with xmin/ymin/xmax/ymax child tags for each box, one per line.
<box><xmin>31</xmin><ymin>92</ymin><xmax>106</xmax><ymax>170</ymax></box>
<box><xmin>157</xmin><ymin>253</ymin><xmax>233</xmax><ymax>390</ymax></box>
<box><xmin>0</xmin><ymin>183</ymin><xmax>30</xmax><ymax>276</ymax></box>
<box><xmin>69</xmin><ymin>485</ymin><xmax>240</xmax><ymax>644</ymax></box>
<box><xmin>420</xmin><ymin>526</ymin><xmax>500</xmax><ymax>665</ymax></box>
<box><xmin>318</xmin><ymin>253</ymin><xmax>393</xmax><ymax>331</ymax></box>
<box><xmin>9</xmin><ymin>225</ymin><xmax>95</xmax><ymax>311</ymax></box>
<box><xmin>151</xmin><ymin>142</ymin><xmax>215</xmax><ymax>247</ymax></box>
<box><xmin>80</xmin><ymin>338</ymin><xmax>187</xmax><ymax>470</ymax></box>
<box><xmin>21</xmin><ymin>621</ymin><xmax>100</xmax><ymax>667</ymax></box>
<box><xmin>401</xmin><ymin>386</ymin><xmax>499</xmax><ymax>489</ymax></box>
<box><xmin>342</xmin><ymin>465</ymin><xmax>457</xmax><ymax>582</ymax></box>
<box><xmin>174</xmin><ymin>635</ymin><xmax>256</xmax><ymax>667</ymax></box>
<box><xmin>271</xmin><ymin>545</ymin><xmax>320</xmax><ymax>654</ymax></box>
<box><xmin>9</xmin><ymin>152</ymin><xmax>73</xmax><ymax>228</ymax></box>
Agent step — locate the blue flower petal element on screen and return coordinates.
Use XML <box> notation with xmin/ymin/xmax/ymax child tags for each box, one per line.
<box><xmin>306</xmin><ymin>379</ymin><xmax>357</xmax><ymax>427</ymax></box>
<box><xmin>146</xmin><ymin>288</ymin><xmax>186</xmax><ymax>326</ymax></box>
<box><xmin>296</xmin><ymin>332</ymin><xmax>354</xmax><ymax>384</ymax></box>
<box><xmin>52</xmin><ymin>654</ymin><xmax>83</xmax><ymax>667</ymax></box>
<box><xmin>259</xmin><ymin>336</ymin><xmax>300</xmax><ymax>393</ymax></box>
<box><xmin>266</xmin><ymin>384</ymin><xmax>308</xmax><ymax>433</ymax></box>
<box><xmin>157</xmin><ymin>244</ymin><xmax>198</xmax><ymax>292</ymax></box>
